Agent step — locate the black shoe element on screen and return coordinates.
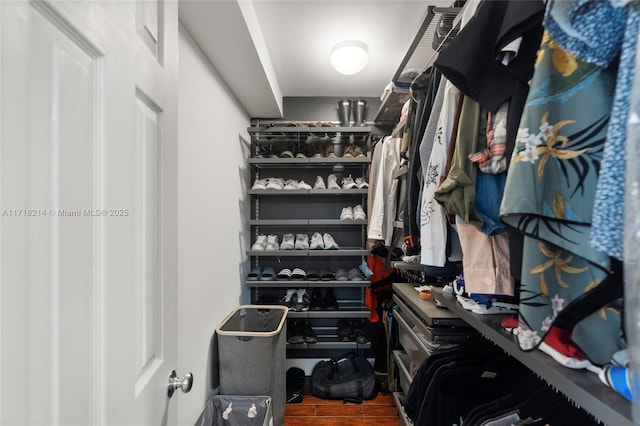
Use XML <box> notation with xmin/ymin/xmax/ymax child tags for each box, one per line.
<box><xmin>286</xmin><ymin>367</ymin><xmax>305</xmax><ymax>403</ymax></box>
<box><xmin>309</xmin><ymin>288</ymin><xmax>324</xmax><ymax>310</ymax></box>
<box><xmin>337</xmin><ymin>319</ymin><xmax>353</xmax><ymax>342</ymax></box>
<box><xmin>323</xmin><ymin>287</ymin><xmax>339</xmax><ymax>310</ymax></box>
<box><xmin>352</xmin><ymin>320</ymin><xmax>369</xmax><ymax>344</ymax></box>
<box><xmin>287</xmin><ymin>320</ymin><xmax>304</xmax><ymax>344</ymax></box>
<box><xmin>302</xmin><ymin>320</ymin><xmax>318</xmax><ymax>344</ymax></box>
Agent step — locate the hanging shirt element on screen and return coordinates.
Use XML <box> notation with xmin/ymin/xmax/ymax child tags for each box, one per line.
<box><xmin>368</xmin><ymin>136</ymin><xmax>401</xmax><ymax>245</ymax></box>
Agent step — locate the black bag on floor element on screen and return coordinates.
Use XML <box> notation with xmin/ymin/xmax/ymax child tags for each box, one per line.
<box><xmin>310</xmin><ymin>352</ymin><xmax>378</xmax><ymax>403</ymax></box>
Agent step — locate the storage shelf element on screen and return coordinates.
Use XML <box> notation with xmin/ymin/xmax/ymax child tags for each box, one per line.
<box><xmin>248</xmin><ymin>126</ymin><xmax>372</xmax><ymax>134</ymax></box>
<box><xmin>248</xmin><ymin>219</ymin><xmax>367</xmax><ymax>226</ymax></box>
<box><xmin>287</xmin><ymin>340</ymin><xmax>371</xmax><ymax>351</ymax></box>
<box><xmin>393</xmin><ymin>283</ymin><xmax>468</xmax><ymax>328</ymax></box>
<box><xmin>246</xmin><ymin>249</ymin><xmax>368</xmax><ymax>257</ymax></box>
<box><xmin>249</xmin><ymin>189</ymin><xmax>368</xmax><ymax>195</ymax></box>
<box><xmin>249</xmin><ymin>157</ymin><xmax>371</xmax><ymax>166</ymax></box>
<box><xmin>286</xmin><ymin>310</ymin><xmax>369</xmax><ymax>319</ymax></box>
<box><xmin>374</xmin><ymin>84</ymin><xmax>410</xmax><ymax>125</ymax></box>
<box><xmin>246</xmin><ymin>280</ymin><xmax>370</xmax><ymax>288</ymax></box>
<box><xmin>430</xmin><ymin>287</ymin><xmax>633</xmax><ymax>426</ymax></box>
<box><xmin>390</xmin><ymin>261</ymin><xmax>424</xmax><ymax>271</ymax></box>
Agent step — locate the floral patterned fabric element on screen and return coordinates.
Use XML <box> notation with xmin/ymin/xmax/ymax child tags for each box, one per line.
<box><xmin>499</xmin><ymin>32</ymin><xmax>616</xmax><ymax>353</ymax></box>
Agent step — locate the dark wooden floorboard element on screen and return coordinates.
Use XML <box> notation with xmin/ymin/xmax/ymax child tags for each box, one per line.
<box><xmin>285</xmin><ymin>393</ymin><xmax>400</xmax><ymax>426</ymax></box>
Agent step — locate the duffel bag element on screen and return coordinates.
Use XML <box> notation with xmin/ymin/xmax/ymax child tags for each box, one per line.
<box><xmin>310</xmin><ymin>352</ymin><xmax>378</xmax><ymax>403</ymax></box>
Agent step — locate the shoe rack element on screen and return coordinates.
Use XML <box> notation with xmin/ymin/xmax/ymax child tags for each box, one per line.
<box><xmin>246</xmin><ymin>119</ymin><xmax>375</xmax><ymax>360</ymax></box>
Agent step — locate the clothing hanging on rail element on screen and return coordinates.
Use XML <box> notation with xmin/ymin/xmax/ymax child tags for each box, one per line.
<box><xmin>403</xmin><ymin>337</ymin><xmax>601</xmax><ymax>425</ymax></box>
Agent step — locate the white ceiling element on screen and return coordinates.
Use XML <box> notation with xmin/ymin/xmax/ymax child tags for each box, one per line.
<box><xmin>179</xmin><ymin>0</ymin><xmax>449</xmax><ymax>118</ymax></box>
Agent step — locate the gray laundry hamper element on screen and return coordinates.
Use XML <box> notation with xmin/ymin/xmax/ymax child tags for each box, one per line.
<box><xmin>194</xmin><ymin>395</ymin><xmax>273</xmax><ymax>426</ymax></box>
<box><xmin>215</xmin><ymin>305</ymin><xmax>287</xmax><ymax>426</ymax></box>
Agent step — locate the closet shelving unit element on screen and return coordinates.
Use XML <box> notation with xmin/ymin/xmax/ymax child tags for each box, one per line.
<box><xmin>373</xmin><ymin>5</ymin><xmax>462</xmax><ymax>125</ymax></box>
<box><xmin>390</xmin><ymin>284</ymin><xmax>633</xmax><ymax>425</ymax></box>
<box><xmin>246</xmin><ymin>122</ymin><xmax>374</xmax><ymax>356</ymax></box>
<box><xmin>428</xmin><ymin>287</ymin><xmax>633</xmax><ymax>425</ymax></box>
<box><xmin>391</xmin><ymin>283</ymin><xmax>477</xmax><ymax>425</ymax></box>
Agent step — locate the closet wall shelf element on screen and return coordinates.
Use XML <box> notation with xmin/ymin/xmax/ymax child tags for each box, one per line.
<box><xmin>249</xmin><ymin>157</ymin><xmax>371</xmax><ymax>166</ymax></box>
<box><xmin>390</xmin><ymin>260</ymin><xmax>424</xmax><ymax>271</ymax></box>
<box><xmin>287</xmin><ymin>341</ymin><xmax>371</xmax><ymax>351</ymax></box>
<box><xmin>430</xmin><ymin>288</ymin><xmax>633</xmax><ymax>426</ymax></box>
<box><xmin>249</xmin><ymin>189</ymin><xmax>369</xmax><ymax>195</ymax></box>
<box><xmin>374</xmin><ymin>5</ymin><xmax>462</xmax><ymax>125</ymax></box>
<box><xmin>374</xmin><ymin>84</ymin><xmax>410</xmax><ymax>125</ymax></box>
<box><xmin>287</xmin><ymin>310</ymin><xmax>369</xmax><ymax>320</ymax></box>
<box><xmin>246</xmin><ymin>249</ymin><xmax>369</xmax><ymax>257</ymax></box>
<box><xmin>249</xmin><ymin>219</ymin><xmax>367</xmax><ymax>226</ymax></box>
<box><xmin>248</xmin><ymin>126</ymin><xmax>372</xmax><ymax>134</ymax></box>
<box><xmin>246</xmin><ymin>280</ymin><xmax>370</xmax><ymax>289</ymax></box>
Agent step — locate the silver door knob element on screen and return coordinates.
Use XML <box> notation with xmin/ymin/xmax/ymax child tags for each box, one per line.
<box><xmin>167</xmin><ymin>370</ymin><xmax>193</xmax><ymax>398</ymax></box>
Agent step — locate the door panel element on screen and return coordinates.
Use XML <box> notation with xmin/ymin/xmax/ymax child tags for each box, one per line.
<box><xmin>0</xmin><ymin>1</ymin><xmax>179</xmax><ymax>424</ymax></box>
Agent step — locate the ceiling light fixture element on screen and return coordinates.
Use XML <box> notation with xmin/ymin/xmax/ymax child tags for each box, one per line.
<box><xmin>330</xmin><ymin>41</ymin><xmax>368</xmax><ymax>75</ymax></box>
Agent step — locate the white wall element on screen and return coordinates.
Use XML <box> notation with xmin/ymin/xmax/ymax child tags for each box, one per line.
<box><xmin>177</xmin><ymin>22</ymin><xmax>251</xmax><ymax>425</ymax></box>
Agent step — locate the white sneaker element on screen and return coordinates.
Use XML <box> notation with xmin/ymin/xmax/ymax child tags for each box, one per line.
<box><xmin>265</xmin><ymin>234</ymin><xmax>280</xmax><ymax>250</ymax></box>
<box><xmin>313</xmin><ymin>176</ymin><xmax>326</xmax><ymax>189</ymax></box>
<box><xmin>251</xmin><ymin>179</ymin><xmax>267</xmax><ymax>190</ymax></box>
<box><xmin>355</xmin><ymin>176</ymin><xmax>369</xmax><ymax>189</ymax></box>
<box><xmin>341</xmin><ymin>175</ymin><xmax>357</xmax><ymax>189</ymax></box>
<box><xmin>280</xmin><ymin>233</ymin><xmax>295</xmax><ymax>249</ymax></box>
<box><xmin>340</xmin><ymin>206</ymin><xmax>354</xmax><ymax>220</ymax></box>
<box><xmin>353</xmin><ymin>204</ymin><xmax>367</xmax><ymax>220</ymax></box>
<box><xmin>281</xmin><ymin>289</ymin><xmax>297</xmax><ymax>310</ymax></box>
<box><xmin>327</xmin><ymin>174</ymin><xmax>340</xmax><ymax>190</ymax></box>
<box><xmin>283</xmin><ymin>179</ymin><xmax>298</xmax><ymax>190</ymax></box>
<box><xmin>294</xmin><ymin>234</ymin><xmax>310</xmax><ymax>249</ymax></box>
<box><xmin>294</xmin><ymin>289</ymin><xmax>309</xmax><ymax>312</ymax></box>
<box><xmin>309</xmin><ymin>232</ymin><xmax>325</xmax><ymax>249</ymax></box>
<box><xmin>251</xmin><ymin>234</ymin><xmax>267</xmax><ymax>250</ymax></box>
<box><xmin>297</xmin><ymin>180</ymin><xmax>312</xmax><ymax>190</ymax></box>
<box><xmin>265</xmin><ymin>178</ymin><xmax>284</xmax><ymax>190</ymax></box>
<box><xmin>323</xmin><ymin>233</ymin><xmax>339</xmax><ymax>250</ymax></box>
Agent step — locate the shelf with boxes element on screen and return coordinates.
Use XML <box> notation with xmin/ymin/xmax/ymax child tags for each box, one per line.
<box><xmin>246</xmin><ymin>123</ymin><xmax>374</xmax><ymax>356</ymax></box>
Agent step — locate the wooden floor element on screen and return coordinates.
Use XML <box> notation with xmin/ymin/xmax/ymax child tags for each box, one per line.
<box><xmin>284</xmin><ymin>392</ymin><xmax>401</xmax><ymax>425</ymax></box>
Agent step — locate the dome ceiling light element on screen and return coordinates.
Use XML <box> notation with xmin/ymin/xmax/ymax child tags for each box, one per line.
<box><xmin>330</xmin><ymin>41</ymin><xmax>369</xmax><ymax>75</ymax></box>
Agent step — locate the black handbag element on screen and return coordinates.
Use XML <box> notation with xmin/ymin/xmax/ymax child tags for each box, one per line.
<box><xmin>310</xmin><ymin>352</ymin><xmax>378</xmax><ymax>403</ymax></box>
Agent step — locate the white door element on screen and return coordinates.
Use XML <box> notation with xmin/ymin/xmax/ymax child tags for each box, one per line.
<box><xmin>0</xmin><ymin>1</ymin><xmax>180</xmax><ymax>425</ymax></box>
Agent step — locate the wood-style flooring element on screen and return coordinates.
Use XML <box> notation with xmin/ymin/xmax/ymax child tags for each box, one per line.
<box><xmin>284</xmin><ymin>392</ymin><xmax>401</xmax><ymax>425</ymax></box>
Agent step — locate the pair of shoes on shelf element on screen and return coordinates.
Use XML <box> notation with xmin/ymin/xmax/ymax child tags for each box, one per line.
<box><xmin>340</xmin><ymin>175</ymin><xmax>368</xmax><ymax>189</ymax></box>
<box><xmin>340</xmin><ymin>205</ymin><xmax>367</xmax><ymax>220</ymax></box>
<box><xmin>282</xmin><ymin>234</ymin><xmax>311</xmax><ymax>250</ymax></box>
<box><xmin>251</xmin><ymin>234</ymin><xmax>280</xmax><ymax>250</ymax></box>
<box><xmin>247</xmin><ymin>266</ymin><xmax>280</xmax><ymax>281</ymax></box>
<box><xmin>276</xmin><ymin>267</ymin><xmax>307</xmax><ymax>280</ymax></box>
<box><xmin>309</xmin><ymin>232</ymin><xmax>339</xmax><ymax>250</ymax></box>
<box><xmin>312</xmin><ymin>175</ymin><xmax>337</xmax><ymax>189</ymax></box>
<box><xmin>342</xmin><ymin>145</ymin><xmax>367</xmax><ymax>158</ymax></box>
<box><xmin>287</xmin><ymin>320</ymin><xmax>318</xmax><ymax>344</ymax></box>
<box><xmin>283</xmin><ymin>179</ymin><xmax>312</xmax><ymax>190</ymax></box>
<box><xmin>312</xmin><ymin>142</ymin><xmax>336</xmax><ymax>158</ymax></box>
<box><xmin>251</xmin><ymin>177</ymin><xmax>287</xmax><ymax>190</ymax></box>
<box><xmin>337</xmin><ymin>319</ymin><xmax>369</xmax><ymax>343</ymax></box>
<box><xmin>281</xmin><ymin>288</ymin><xmax>310</xmax><ymax>312</ymax></box>
<box><xmin>309</xmin><ymin>288</ymin><xmax>339</xmax><ymax>310</ymax></box>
